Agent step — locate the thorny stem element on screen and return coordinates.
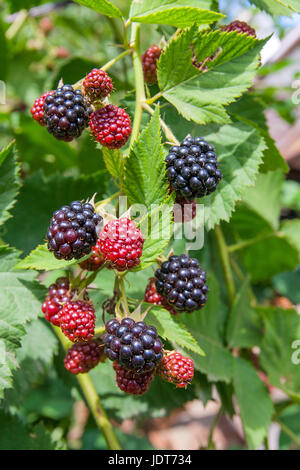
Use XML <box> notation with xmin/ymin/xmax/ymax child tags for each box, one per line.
<box><xmin>142</xmin><ymin>102</ymin><xmax>180</xmax><ymax>145</ymax></box>
<box><xmin>214</xmin><ymin>225</ymin><xmax>236</xmax><ymax>307</ymax></box>
<box><xmin>53</xmin><ymin>326</ymin><xmax>121</xmax><ymax>450</ymax></box>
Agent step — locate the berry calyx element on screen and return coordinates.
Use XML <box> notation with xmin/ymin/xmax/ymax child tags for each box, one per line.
<box><xmin>104</xmin><ymin>318</ymin><xmax>163</xmax><ymax>373</ymax></box>
<box><xmin>144</xmin><ymin>278</ymin><xmax>178</xmax><ymax>316</ymax></box>
<box><xmin>83</xmin><ymin>68</ymin><xmax>113</xmax><ymax>102</ymax></box>
<box><xmin>64</xmin><ymin>341</ymin><xmax>104</xmax><ymax>374</ymax></box>
<box><xmin>158</xmin><ymin>352</ymin><xmax>194</xmax><ymax>388</ymax></box>
<box><xmin>59</xmin><ymin>300</ymin><xmax>95</xmax><ymax>342</ymax></box>
<box><xmin>165</xmin><ymin>135</ymin><xmax>222</xmax><ymax>200</ymax></box>
<box><xmin>43</xmin><ymin>84</ymin><xmax>90</xmax><ymax>142</ymax></box>
<box><xmin>154</xmin><ymin>254</ymin><xmax>208</xmax><ymax>313</ymax></box>
<box><xmin>31</xmin><ymin>91</ymin><xmax>54</xmax><ymax>126</ymax></box>
<box><xmin>142</xmin><ymin>45</ymin><xmax>161</xmax><ymax>84</ymax></box>
<box><xmin>47</xmin><ymin>200</ymin><xmax>102</xmax><ymax>260</ymax></box>
<box><xmin>79</xmin><ymin>245</ymin><xmax>105</xmax><ymax>271</ymax></box>
<box><xmin>89</xmin><ymin>104</ymin><xmax>132</xmax><ymax>149</ymax></box>
<box><xmin>113</xmin><ymin>362</ymin><xmax>154</xmax><ymax>395</ymax></box>
<box><xmin>98</xmin><ymin>218</ymin><xmax>144</xmax><ymax>272</ymax></box>
<box><xmin>41</xmin><ymin>277</ymin><xmax>71</xmax><ymax>326</ymax></box>
<box><xmin>221</xmin><ymin>20</ymin><xmax>256</xmax><ymax>37</ymax></box>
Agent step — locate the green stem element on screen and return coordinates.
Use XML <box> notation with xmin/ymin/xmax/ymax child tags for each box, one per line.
<box><xmin>142</xmin><ymin>102</ymin><xmax>179</xmax><ymax>145</ymax></box>
<box><xmin>146</xmin><ymin>91</ymin><xmax>163</xmax><ymax>105</ymax></box>
<box><xmin>264</xmin><ymin>436</ymin><xmax>269</xmax><ymax>450</ymax></box>
<box><xmin>207</xmin><ymin>406</ymin><xmax>223</xmax><ymax>450</ymax></box>
<box><xmin>214</xmin><ymin>225</ymin><xmax>236</xmax><ymax>306</ymax></box>
<box><xmin>228</xmin><ymin>233</ymin><xmax>273</xmax><ymax>253</ymax></box>
<box><xmin>117</xmin><ymin>273</ymin><xmax>130</xmax><ymax>316</ymax></box>
<box><xmin>6</xmin><ymin>9</ymin><xmax>28</xmax><ymax>40</ymax></box>
<box><xmin>129</xmin><ymin>23</ymin><xmax>146</xmax><ymax>147</ymax></box>
<box><xmin>276</xmin><ymin>419</ymin><xmax>300</xmax><ymax>448</ymax></box>
<box><xmin>53</xmin><ymin>326</ymin><xmax>121</xmax><ymax>450</ymax></box>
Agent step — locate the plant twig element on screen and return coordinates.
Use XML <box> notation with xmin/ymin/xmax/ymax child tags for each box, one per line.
<box><xmin>214</xmin><ymin>225</ymin><xmax>236</xmax><ymax>306</ymax></box>
<box><xmin>276</xmin><ymin>419</ymin><xmax>300</xmax><ymax>448</ymax></box>
<box><xmin>206</xmin><ymin>406</ymin><xmax>223</xmax><ymax>450</ymax></box>
<box><xmin>6</xmin><ymin>10</ymin><xmax>29</xmax><ymax>40</ymax></box>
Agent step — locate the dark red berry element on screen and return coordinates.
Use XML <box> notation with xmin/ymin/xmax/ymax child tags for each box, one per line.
<box><xmin>158</xmin><ymin>352</ymin><xmax>194</xmax><ymax>388</ymax></box>
<box><xmin>31</xmin><ymin>91</ymin><xmax>54</xmax><ymax>126</ymax></box>
<box><xmin>173</xmin><ymin>193</ymin><xmax>196</xmax><ymax>223</ymax></box>
<box><xmin>113</xmin><ymin>362</ymin><xmax>154</xmax><ymax>395</ymax></box>
<box><xmin>144</xmin><ymin>278</ymin><xmax>177</xmax><ymax>316</ymax></box>
<box><xmin>98</xmin><ymin>218</ymin><xmax>144</xmax><ymax>272</ymax></box>
<box><xmin>221</xmin><ymin>20</ymin><xmax>256</xmax><ymax>37</ymax></box>
<box><xmin>64</xmin><ymin>341</ymin><xmax>104</xmax><ymax>374</ymax></box>
<box><xmin>89</xmin><ymin>104</ymin><xmax>132</xmax><ymax>149</ymax></box>
<box><xmin>142</xmin><ymin>45</ymin><xmax>161</xmax><ymax>84</ymax></box>
<box><xmin>155</xmin><ymin>254</ymin><xmax>208</xmax><ymax>313</ymax></box>
<box><xmin>41</xmin><ymin>277</ymin><xmax>71</xmax><ymax>326</ymax></box>
<box><xmin>83</xmin><ymin>68</ymin><xmax>113</xmax><ymax>101</ymax></box>
<box><xmin>59</xmin><ymin>300</ymin><xmax>95</xmax><ymax>342</ymax></box>
<box><xmin>104</xmin><ymin>318</ymin><xmax>163</xmax><ymax>373</ymax></box>
<box><xmin>79</xmin><ymin>244</ymin><xmax>105</xmax><ymax>271</ymax></box>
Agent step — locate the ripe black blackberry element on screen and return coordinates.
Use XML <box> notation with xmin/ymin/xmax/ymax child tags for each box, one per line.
<box><xmin>103</xmin><ymin>318</ymin><xmax>163</xmax><ymax>373</ymax></box>
<box><xmin>43</xmin><ymin>84</ymin><xmax>90</xmax><ymax>142</ymax></box>
<box><xmin>47</xmin><ymin>201</ymin><xmax>102</xmax><ymax>260</ymax></box>
<box><xmin>165</xmin><ymin>136</ymin><xmax>222</xmax><ymax>200</ymax></box>
<box><xmin>154</xmin><ymin>254</ymin><xmax>208</xmax><ymax>313</ymax></box>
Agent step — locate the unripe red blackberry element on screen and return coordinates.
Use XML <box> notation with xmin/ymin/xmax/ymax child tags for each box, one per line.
<box><xmin>142</xmin><ymin>45</ymin><xmax>161</xmax><ymax>84</ymax></box>
<box><xmin>113</xmin><ymin>362</ymin><xmax>154</xmax><ymax>395</ymax></box>
<box><xmin>221</xmin><ymin>20</ymin><xmax>256</xmax><ymax>37</ymax></box>
<box><xmin>59</xmin><ymin>300</ymin><xmax>95</xmax><ymax>342</ymax></box>
<box><xmin>79</xmin><ymin>244</ymin><xmax>105</xmax><ymax>271</ymax></box>
<box><xmin>47</xmin><ymin>201</ymin><xmax>102</xmax><ymax>260</ymax></box>
<box><xmin>64</xmin><ymin>341</ymin><xmax>104</xmax><ymax>374</ymax></box>
<box><xmin>31</xmin><ymin>91</ymin><xmax>54</xmax><ymax>126</ymax></box>
<box><xmin>155</xmin><ymin>254</ymin><xmax>208</xmax><ymax>313</ymax></box>
<box><xmin>173</xmin><ymin>194</ymin><xmax>197</xmax><ymax>223</ymax></box>
<box><xmin>41</xmin><ymin>276</ymin><xmax>71</xmax><ymax>326</ymax></box>
<box><xmin>43</xmin><ymin>84</ymin><xmax>90</xmax><ymax>142</ymax></box>
<box><xmin>158</xmin><ymin>352</ymin><xmax>194</xmax><ymax>388</ymax></box>
<box><xmin>98</xmin><ymin>218</ymin><xmax>144</xmax><ymax>272</ymax></box>
<box><xmin>104</xmin><ymin>318</ymin><xmax>163</xmax><ymax>373</ymax></box>
<box><xmin>166</xmin><ymin>135</ymin><xmax>222</xmax><ymax>200</ymax></box>
<box><xmin>144</xmin><ymin>278</ymin><xmax>177</xmax><ymax>316</ymax></box>
<box><xmin>83</xmin><ymin>68</ymin><xmax>113</xmax><ymax>101</ymax></box>
<box><xmin>89</xmin><ymin>104</ymin><xmax>132</xmax><ymax>149</ymax></box>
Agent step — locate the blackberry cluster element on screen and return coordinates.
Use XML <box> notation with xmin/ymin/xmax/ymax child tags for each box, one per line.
<box><xmin>98</xmin><ymin>218</ymin><xmax>144</xmax><ymax>271</ymax></box>
<box><xmin>59</xmin><ymin>300</ymin><xmax>95</xmax><ymax>342</ymax></box>
<box><xmin>113</xmin><ymin>362</ymin><xmax>154</xmax><ymax>395</ymax></box>
<box><xmin>79</xmin><ymin>245</ymin><xmax>105</xmax><ymax>271</ymax></box>
<box><xmin>221</xmin><ymin>20</ymin><xmax>256</xmax><ymax>37</ymax></box>
<box><xmin>166</xmin><ymin>136</ymin><xmax>222</xmax><ymax>200</ymax></box>
<box><xmin>155</xmin><ymin>254</ymin><xmax>208</xmax><ymax>313</ymax></box>
<box><xmin>144</xmin><ymin>278</ymin><xmax>177</xmax><ymax>316</ymax></box>
<box><xmin>64</xmin><ymin>341</ymin><xmax>104</xmax><ymax>375</ymax></box>
<box><xmin>31</xmin><ymin>91</ymin><xmax>53</xmax><ymax>126</ymax></box>
<box><xmin>47</xmin><ymin>201</ymin><xmax>102</xmax><ymax>260</ymax></box>
<box><xmin>89</xmin><ymin>104</ymin><xmax>132</xmax><ymax>149</ymax></box>
<box><xmin>158</xmin><ymin>352</ymin><xmax>194</xmax><ymax>388</ymax></box>
<box><xmin>42</xmin><ymin>276</ymin><xmax>71</xmax><ymax>326</ymax></box>
<box><xmin>104</xmin><ymin>318</ymin><xmax>163</xmax><ymax>373</ymax></box>
<box><xmin>142</xmin><ymin>45</ymin><xmax>161</xmax><ymax>84</ymax></box>
<box><xmin>83</xmin><ymin>68</ymin><xmax>113</xmax><ymax>101</ymax></box>
<box><xmin>43</xmin><ymin>84</ymin><xmax>90</xmax><ymax>142</ymax></box>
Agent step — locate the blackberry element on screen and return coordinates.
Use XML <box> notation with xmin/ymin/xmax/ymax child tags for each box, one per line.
<box><xmin>158</xmin><ymin>352</ymin><xmax>194</xmax><ymax>388</ymax></box>
<box><xmin>221</xmin><ymin>20</ymin><xmax>256</xmax><ymax>38</ymax></box>
<box><xmin>173</xmin><ymin>194</ymin><xmax>197</xmax><ymax>223</ymax></box>
<box><xmin>47</xmin><ymin>200</ymin><xmax>102</xmax><ymax>260</ymax></box>
<box><xmin>64</xmin><ymin>341</ymin><xmax>104</xmax><ymax>375</ymax></box>
<box><xmin>165</xmin><ymin>135</ymin><xmax>222</xmax><ymax>200</ymax></box>
<box><xmin>154</xmin><ymin>254</ymin><xmax>208</xmax><ymax>313</ymax></box>
<box><xmin>142</xmin><ymin>45</ymin><xmax>161</xmax><ymax>84</ymax></box>
<box><xmin>113</xmin><ymin>362</ymin><xmax>154</xmax><ymax>395</ymax></box>
<box><xmin>98</xmin><ymin>218</ymin><xmax>144</xmax><ymax>271</ymax></box>
<box><xmin>144</xmin><ymin>278</ymin><xmax>177</xmax><ymax>316</ymax></box>
<box><xmin>31</xmin><ymin>91</ymin><xmax>54</xmax><ymax>126</ymax></box>
<box><xmin>104</xmin><ymin>318</ymin><xmax>163</xmax><ymax>373</ymax></box>
<box><xmin>43</xmin><ymin>84</ymin><xmax>90</xmax><ymax>142</ymax></box>
<box><xmin>89</xmin><ymin>104</ymin><xmax>132</xmax><ymax>149</ymax></box>
<box><xmin>59</xmin><ymin>300</ymin><xmax>95</xmax><ymax>342</ymax></box>
<box><xmin>83</xmin><ymin>68</ymin><xmax>113</xmax><ymax>102</ymax></box>
<box><xmin>79</xmin><ymin>244</ymin><xmax>105</xmax><ymax>271</ymax></box>
<box><xmin>42</xmin><ymin>276</ymin><xmax>71</xmax><ymax>326</ymax></box>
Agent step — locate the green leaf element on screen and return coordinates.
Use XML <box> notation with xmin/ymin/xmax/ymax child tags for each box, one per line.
<box><xmin>17</xmin><ymin>319</ymin><xmax>58</xmax><ymax>365</ymax></box>
<box><xmin>124</xmin><ymin>106</ymin><xmax>169</xmax><ymax>210</ymax></box>
<box><xmin>158</xmin><ymin>29</ymin><xmax>266</xmax><ymax>124</ymax></box>
<box><xmin>73</xmin><ymin>0</ymin><xmax>123</xmax><ymax>18</ymax></box>
<box><xmin>15</xmin><ymin>244</ymin><xmax>90</xmax><ymax>271</ymax></box>
<box><xmin>147</xmin><ymin>306</ymin><xmax>205</xmax><ymax>356</ymax></box>
<box><xmin>0</xmin><ymin>19</ymin><xmax>8</xmax><ymax>81</ymax></box>
<box><xmin>102</xmin><ymin>147</ymin><xmax>124</xmax><ymax>181</ymax></box>
<box><xmin>0</xmin><ymin>245</ymin><xmax>22</xmax><ymax>271</ymax></box>
<box><xmin>250</xmin><ymin>0</ymin><xmax>297</xmax><ymax>15</ymax></box>
<box><xmin>226</xmin><ymin>278</ymin><xmax>263</xmax><ymax>348</ymax></box>
<box><xmin>0</xmin><ymin>142</ymin><xmax>20</xmax><ymax>228</ymax></box>
<box><xmin>280</xmin><ymin>219</ymin><xmax>300</xmax><ymax>257</ymax></box>
<box><xmin>199</xmin><ymin>121</ymin><xmax>266</xmax><ymax>230</ymax></box>
<box><xmin>233</xmin><ymin>357</ymin><xmax>274</xmax><ymax>449</ymax></box>
<box><xmin>272</xmin><ymin>267</ymin><xmax>300</xmax><ymax>305</ymax></box>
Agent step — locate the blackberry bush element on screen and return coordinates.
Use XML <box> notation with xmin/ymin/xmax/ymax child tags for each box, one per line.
<box><xmin>155</xmin><ymin>254</ymin><xmax>208</xmax><ymax>312</ymax></box>
<box><xmin>43</xmin><ymin>84</ymin><xmax>90</xmax><ymax>141</ymax></box>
